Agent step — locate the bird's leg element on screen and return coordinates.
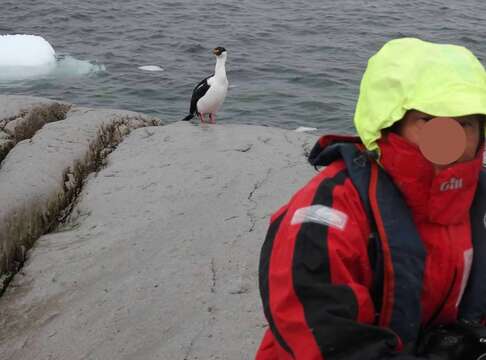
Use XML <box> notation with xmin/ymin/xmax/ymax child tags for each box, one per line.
<box><xmin>209</xmin><ymin>113</ymin><xmax>216</xmax><ymax>124</ymax></box>
<box><xmin>198</xmin><ymin>113</ymin><xmax>205</xmax><ymax>123</ymax></box>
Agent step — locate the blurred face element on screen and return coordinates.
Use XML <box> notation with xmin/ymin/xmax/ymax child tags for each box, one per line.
<box><xmin>396</xmin><ymin>110</ymin><xmax>483</xmax><ymax>171</ymax></box>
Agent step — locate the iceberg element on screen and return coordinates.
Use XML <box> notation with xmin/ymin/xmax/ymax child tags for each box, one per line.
<box><xmin>0</xmin><ymin>34</ymin><xmax>104</xmax><ymax>81</ymax></box>
<box><xmin>0</xmin><ymin>34</ymin><xmax>57</xmax><ymax>80</ymax></box>
<box><xmin>0</xmin><ymin>34</ymin><xmax>56</xmax><ymax>67</ymax></box>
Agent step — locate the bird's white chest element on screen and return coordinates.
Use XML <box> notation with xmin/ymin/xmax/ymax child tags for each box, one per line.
<box><xmin>197</xmin><ymin>78</ymin><xmax>228</xmax><ymax>114</ymax></box>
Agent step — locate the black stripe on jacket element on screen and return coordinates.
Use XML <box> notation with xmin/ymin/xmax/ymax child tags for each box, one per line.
<box><xmin>292</xmin><ymin>170</ymin><xmax>398</xmax><ymax>359</ymax></box>
<box><xmin>259</xmin><ymin>210</ymin><xmax>294</xmax><ymax>357</ymax></box>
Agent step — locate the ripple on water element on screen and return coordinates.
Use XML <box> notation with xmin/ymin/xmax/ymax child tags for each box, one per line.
<box><xmin>0</xmin><ymin>0</ymin><xmax>485</xmax><ymax>130</ymax></box>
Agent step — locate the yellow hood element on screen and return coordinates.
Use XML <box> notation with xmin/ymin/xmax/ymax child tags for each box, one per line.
<box><xmin>354</xmin><ymin>38</ymin><xmax>486</xmax><ymax>151</ymax></box>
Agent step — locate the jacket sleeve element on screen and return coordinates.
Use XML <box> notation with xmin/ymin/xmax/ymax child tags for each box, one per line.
<box><xmin>258</xmin><ymin>165</ymin><xmax>430</xmax><ymax>360</ymax></box>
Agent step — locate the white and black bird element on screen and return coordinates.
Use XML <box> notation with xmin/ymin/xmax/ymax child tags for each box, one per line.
<box><xmin>182</xmin><ymin>47</ymin><xmax>228</xmax><ymax>123</ymax></box>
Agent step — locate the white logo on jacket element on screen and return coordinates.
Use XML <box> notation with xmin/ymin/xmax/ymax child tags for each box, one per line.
<box><xmin>291</xmin><ymin>205</ymin><xmax>348</xmax><ymax>230</ymax></box>
<box><xmin>440</xmin><ymin>177</ymin><xmax>463</xmax><ymax>191</ymax></box>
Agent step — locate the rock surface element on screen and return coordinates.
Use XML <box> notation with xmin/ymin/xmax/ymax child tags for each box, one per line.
<box><xmin>0</xmin><ymin>98</ymin><xmax>159</xmax><ymax>282</ymax></box>
<box><xmin>0</xmin><ymin>96</ymin><xmax>71</xmax><ymax>163</ymax></box>
<box><xmin>0</xmin><ymin>95</ymin><xmax>64</xmax><ymax>121</ymax></box>
<box><xmin>0</xmin><ymin>116</ymin><xmax>318</xmax><ymax>359</ymax></box>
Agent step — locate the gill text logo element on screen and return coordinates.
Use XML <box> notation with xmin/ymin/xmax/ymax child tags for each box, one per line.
<box><xmin>440</xmin><ymin>177</ymin><xmax>463</xmax><ymax>191</ymax></box>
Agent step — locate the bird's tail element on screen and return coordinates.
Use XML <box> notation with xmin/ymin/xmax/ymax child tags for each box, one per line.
<box><xmin>182</xmin><ymin>113</ymin><xmax>194</xmax><ymax>121</ymax></box>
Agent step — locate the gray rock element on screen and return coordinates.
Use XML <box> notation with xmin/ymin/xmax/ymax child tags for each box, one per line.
<box><xmin>0</xmin><ymin>102</ymin><xmax>160</xmax><ymax>280</ymax></box>
<box><xmin>0</xmin><ymin>130</ymin><xmax>10</xmax><ymax>140</ymax></box>
<box><xmin>0</xmin><ymin>119</ymin><xmax>318</xmax><ymax>359</ymax></box>
<box><xmin>0</xmin><ymin>139</ymin><xmax>14</xmax><ymax>162</ymax></box>
<box><xmin>0</xmin><ymin>95</ymin><xmax>69</xmax><ymax>120</ymax></box>
<box><xmin>3</xmin><ymin>117</ymin><xmax>21</xmax><ymax>137</ymax></box>
<box><xmin>0</xmin><ymin>97</ymin><xmax>72</xmax><ymax>163</ymax></box>
<box><xmin>4</xmin><ymin>102</ymin><xmax>71</xmax><ymax>142</ymax></box>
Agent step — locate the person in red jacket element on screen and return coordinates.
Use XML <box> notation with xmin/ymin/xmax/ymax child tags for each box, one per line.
<box><xmin>256</xmin><ymin>38</ymin><xmax>486</xmax><ymax>360</ymax></box>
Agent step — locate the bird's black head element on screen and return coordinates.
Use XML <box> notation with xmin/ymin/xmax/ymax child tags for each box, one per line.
<box><xmin>212</xmin><ymin>47</ymin><xmax>226</xmax><ymax>56</ymax></box>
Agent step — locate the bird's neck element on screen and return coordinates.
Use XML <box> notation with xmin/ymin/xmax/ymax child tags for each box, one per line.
<box><xmin>214</xmin><ymin>56</ymin><xmax>227</xmax><ymax>81</ymax></box>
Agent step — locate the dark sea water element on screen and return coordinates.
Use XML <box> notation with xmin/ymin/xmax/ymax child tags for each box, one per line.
<box><xmin>1</xmin><ymin>0</ymin><xmax>485</xmax><ymax>133</ymax></box>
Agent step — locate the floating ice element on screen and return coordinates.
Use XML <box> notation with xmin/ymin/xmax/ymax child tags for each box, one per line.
<box><xmin>0</xmin><ymin>34</ymin><xmax>56</xmax><ymax>80</ymax></box>
<box><xmin>56</xmin><ymin>55</ymin><xmax>106</xmax><ymax>77</ymax></box>
<box><xmin>295</xmin><ymin>126</ymin><xmax>317</xmax><ymax>132</ymax></box>
<box><xmin>0</xmin><ymin>34</ymin><xmax>104</xmax><ymax>82</ymax></box>
<box><xmin>138</xmin><ymin>65</ymin><xmax>164</xmax><ymax>72</ymax></box>
<box><xmin>0</xmin><ymin>34</ymin><xmax>56</xmax><ymax>67</ymax></box>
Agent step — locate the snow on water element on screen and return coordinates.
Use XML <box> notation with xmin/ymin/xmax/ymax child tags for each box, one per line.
<box><xmin>0</xmin><ymin>34</ymin><xmax>105</xmax><ymax>82</ymax></box>
<box><xmin>295</xmin><ymin>126</ymin><xmax>317</xmax><ymax>133</ymax></box>
<box><xmin>138</xmin><ymin>65</ymin><xmax>164</xmax><ymax>72</ymax></box>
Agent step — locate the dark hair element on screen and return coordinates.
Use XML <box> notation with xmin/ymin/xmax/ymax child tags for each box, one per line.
<box><xmin>381</xmin><ymin>120</ymin><xmax>402</xmax><ymax>137</ymax></box>
<box><xmin>478</xmin><ymin>117</ymin><xmax>485</xmax><ymax>151</ymax></box>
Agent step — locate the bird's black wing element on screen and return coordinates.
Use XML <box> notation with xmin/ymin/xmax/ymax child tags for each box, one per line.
<box><xmin>189</xmin><ymin>75</ymin><xmax>212</xmax><ymax>115</ymax></box>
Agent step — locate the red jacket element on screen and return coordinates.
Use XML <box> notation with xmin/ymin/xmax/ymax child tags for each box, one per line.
<box><xmin>256</xmin><ymin>133</ymin><xmax>484</xmax><ymax>359</ymax></box>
